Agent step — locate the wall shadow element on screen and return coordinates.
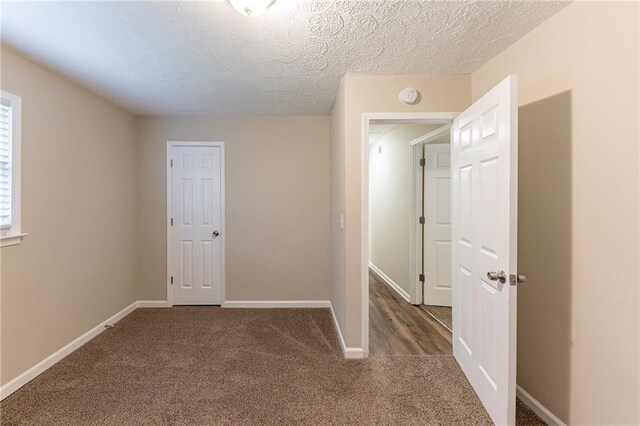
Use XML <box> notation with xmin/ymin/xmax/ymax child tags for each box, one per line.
<box><xmin>517</xmin><ymin>90</ymin><xmax>572</xmax><ymax>423</ymax></box>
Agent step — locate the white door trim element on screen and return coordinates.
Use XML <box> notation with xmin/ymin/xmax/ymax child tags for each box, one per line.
<box><xmin>409</xmin><ymin>124</ymin><xmax>454</xmax><ymax>305</ymax></box>
<box><xmin>166</xmin><ymin>141</ymin><xmax>226</xmax><ymax>307</ymax></box>
<box><xmin>362</xmin><ymin>112</ymin><xmax>459</xmax><ymax>356</ymax></box>
<box><xmin>410</xmin><ymin>122</ymin><xmax>452</xmax><ymax>146</ymax></box>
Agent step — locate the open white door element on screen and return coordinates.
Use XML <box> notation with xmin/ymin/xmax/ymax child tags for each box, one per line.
<box><xmin>451</xmin><ymin>75</ymin><xmax>518</xmax><ymax>425</ymax></box>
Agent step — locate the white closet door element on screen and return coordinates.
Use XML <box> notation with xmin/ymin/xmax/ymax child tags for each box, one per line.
<box><xmin>170</xmin><ymin>145</ymin><xmax>222</xmax><ymax>305</ymax></box>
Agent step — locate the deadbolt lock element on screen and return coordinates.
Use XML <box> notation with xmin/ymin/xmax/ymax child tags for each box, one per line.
<box><xmin>509</xmin><ymin>273</ymin><xmax>527</xmax><ymax>286</ymax></box>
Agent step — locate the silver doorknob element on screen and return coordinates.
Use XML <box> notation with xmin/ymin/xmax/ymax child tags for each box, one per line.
<box><xmin>212</xmin><ymin>230</ymin><xmax>220</xmax><ymax>238</ymax></box>
<box><xmin>487</xmin><ymin>270</ymin><xmax>507</xmax><ymax>284</ymax></box>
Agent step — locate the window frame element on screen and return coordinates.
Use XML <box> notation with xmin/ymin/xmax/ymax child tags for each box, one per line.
<box><xmin>0</xmin><ymin>90</ymin><xmax>25</xmax><ymax>247</ymax></box>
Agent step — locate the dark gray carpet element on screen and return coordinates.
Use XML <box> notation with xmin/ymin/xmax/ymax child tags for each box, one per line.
<box><xmin>0</xmin><ymin>308</ymin><xmax>542</xmax><ymax>425</ymax></box>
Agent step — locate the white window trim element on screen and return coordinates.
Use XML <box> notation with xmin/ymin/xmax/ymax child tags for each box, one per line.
<box><xmin>0</xmin><ymin>90</ymin><xmax>26</xmax><ymax>248</ymax></box>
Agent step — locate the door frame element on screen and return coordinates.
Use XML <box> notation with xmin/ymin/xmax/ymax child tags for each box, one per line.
<box><xmin>361</xmin><ymin>112</ymin><xmax>458</xmax><ymax>356</ymax></box>
<box><xmin>409</xmin><ymin>123</ymin><xmax>453</xmax><ymax>306</ymax></box>
<box><xmin>166</xmin><ymin>141</ymin><xmax>226</xmax><ymax>307</ymax></box>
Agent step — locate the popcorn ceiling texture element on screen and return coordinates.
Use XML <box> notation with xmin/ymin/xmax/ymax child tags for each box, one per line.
<box><xmin>1</xmin><ymin>1</ymin><xmax>568</xmax><ymax>115</ymax></box>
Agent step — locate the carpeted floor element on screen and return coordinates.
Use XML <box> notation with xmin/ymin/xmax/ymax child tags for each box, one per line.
<box><xmin>0</xmin><ymin>308</ymin><xmax>543</xmax><ymax>425</ymax></box>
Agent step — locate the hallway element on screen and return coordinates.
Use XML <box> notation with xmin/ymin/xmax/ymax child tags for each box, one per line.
<box><xmin>368</xmin><ymin>271</ymin><xmax>452</xmax><ymax>356</ymax></box>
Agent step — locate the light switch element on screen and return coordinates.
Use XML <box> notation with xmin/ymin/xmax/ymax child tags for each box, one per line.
<box><xmin>339</xmin><ymin>214</ymin><xmax>345</xmax><ymax>230</ymax></box>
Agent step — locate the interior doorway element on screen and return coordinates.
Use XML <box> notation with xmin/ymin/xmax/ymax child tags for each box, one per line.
<box><xmin>362</xmin><ymin>75</ymin><xmax>521</xmax><ymax>425</ymax></box>
<box><xmin>366</xmin><ymin>116</ymin><xmax>455</xmax><ymax>356</ymax></box>
<box><xmin>413</xmin><ymin>126</ymin><xmax>453</xmax><ymax>332</ymax></box>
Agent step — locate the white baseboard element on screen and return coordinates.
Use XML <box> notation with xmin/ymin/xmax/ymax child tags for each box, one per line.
<box><xmin>0</xmin><ymin>301</ymin><xmax>137</xmax><ymax>400</ymax></box>
<box><xmin>224</xmin><ymin>300</ymin><xmax>365</xmax><ymax>358</ymax></box>
<box><xmin>0</xmin><ymin>298</ymin><xmax>357</xmax><ymax>400</ymax></box>
<box><xmin>137</xmin><ymin>300</ymin><xmax>168</xmax><ymax>308</ymax></box>
<box><xmin>369</xmin><ymin>262</ymin><xmax>411</xmax><ymax>303</ymax></box>
<box><xmin>222</xmin><ymin>300</ymin><xmax>331</xmax><ymax>308</ymax></box>
<box><xmin>517</xmin><ymin>385</ymin><xmax>565</xmax><ymax>426</ymax></box>
<box><xmin>329</xmin><ymin>302</ymin><xmax>365</xmax><ymax>359</ymax></box>
<box><xmin>0</xmin><ymin>300</ymin><xmax>168</xmax><ymax>401</ymax></box>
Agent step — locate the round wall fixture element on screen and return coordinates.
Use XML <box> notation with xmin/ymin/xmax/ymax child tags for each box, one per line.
<box><xmin>399</xmin><ymin>87</ymin><xmax>419</xmax><ymax>105</ymax></box>
<box><xmin>228</xmin><ymin>0</ymin><xmax>276</xmax><ymax>17</ymax></box>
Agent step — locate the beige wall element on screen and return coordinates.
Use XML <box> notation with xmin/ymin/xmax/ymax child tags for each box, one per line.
<box><xmin>0</xmin><ymin>47</ymin><xmax>139</xmax><ymax>385</ymax></box>
<box><xmin>331</xmin><ymin>74</ymin><xmax>471</xmax><ymax>345</ymax></box>
<box><xmin>3</xmin><ymin>4</ymin><xmax>638</xmax><ymax>423</ymax></box>
<box><xmin>368</xmin><ymin>124</ymin><xmax>438</xmax><ymax>294</ymax></box>
<box><xmin>472</xmin><ymin>2</ymin><xmax>640</xmax><ymax>424</ymax></box>
<box><xmin>138</xmin><ymin>116</ymin><xmax>330</xmax><ymax>302</ymax></box>
<box><xmin>330</xmin><ymin>81</ymin><xmax>347</xmax><ymax>335</ymax></box>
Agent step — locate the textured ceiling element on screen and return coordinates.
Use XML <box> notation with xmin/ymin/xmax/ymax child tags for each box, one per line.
<box><xmin>1</xmin><ymin>1</ymin><xmax>568</xmax><ymax>115</ymax></box>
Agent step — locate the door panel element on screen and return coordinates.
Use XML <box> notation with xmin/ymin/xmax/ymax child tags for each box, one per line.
<box><xmin>171</xmin><ymin>145</ymin><xmax>223</xmax><ymax>305</ymax></box>
<box><xmin>424</xmin><ymin>144</ymin><xmax>452</xmax><ymax>307</ymax></box>
<box><xmin>451</xmin><ymin>75</ymin><xmax>518</xmax><ymax>425</ymax></box>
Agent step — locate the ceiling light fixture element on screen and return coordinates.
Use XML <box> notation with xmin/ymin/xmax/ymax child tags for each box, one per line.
<box><xmin>228</xmin><ymin>0</ymin><xmax>276</xmax><ymax>17</ymax></box>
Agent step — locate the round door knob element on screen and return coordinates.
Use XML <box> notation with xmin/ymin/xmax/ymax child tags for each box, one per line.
<box><xmin>212</xmin><ymin>230</ymin><xmax>220</xmax><ymax>238</ymax></box>
<box><xmin>487</xmin><ymin>270</ymin><xmax>507</xmax><ymax>284</ymax></box>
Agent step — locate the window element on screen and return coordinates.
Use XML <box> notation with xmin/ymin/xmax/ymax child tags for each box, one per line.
<box><xmin>0</xmin><ymin>90</ymin><xmax>24</xmax><ymax>247</ymax></box>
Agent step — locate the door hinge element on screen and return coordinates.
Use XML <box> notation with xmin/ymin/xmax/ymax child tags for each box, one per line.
<box><xmin>420</xmin><ymin>158</ymin><xmax>426</xmax><ymax>167</ymax></box>
<box><xmin>171</xmin><ymin>218</ymin><xmax>173</xmax><ymax>226</ymax></box>
<box><xmin>419</xmin><ymin>274</ymin><xmax>425</xmax><ymax>282</ymax></box>
<box><xmin>170</xmin><ymin>159</ymin><xmax>173</xmax><ymax>168</ymax></box>
<box><xmin>419</xmin><ymin>216</ymin><xmax>425</xmax><ymax>224</ymax></box>
<box><xmin>170</xmin><ymin>276</ymin><xmax>174</xmax><ymax>285</ymax></box>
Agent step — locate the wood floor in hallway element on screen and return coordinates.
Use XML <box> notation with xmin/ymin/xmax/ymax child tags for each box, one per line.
<box><xmin>369</xmin><ymin>271</ymin><xmax>452</xmax><ymax>356</ymax></box>
<box><xmin>368</xmin><ymin>271</ymin><xmax>546</xmax><ymax>425</ymax></box>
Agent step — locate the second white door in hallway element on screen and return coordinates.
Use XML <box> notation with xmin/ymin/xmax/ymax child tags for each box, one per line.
<box><xmin>424</xmin><ymin>143</ymin><xmax>452</xmax><ymax>307</ymax></box>
<box><xmin>169</xmin><ymin>143</ymin><xmax>224</xmax><ymax>305</ymax></box>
